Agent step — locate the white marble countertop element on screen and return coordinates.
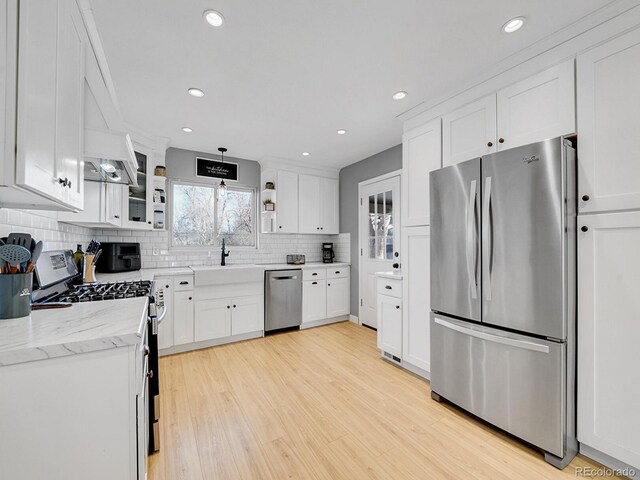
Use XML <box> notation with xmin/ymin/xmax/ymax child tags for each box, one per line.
<box><xmin>97</xmin><ymin>267</ymin><xmax>194</xmax><ymax>282</ymax></box>
<box><xmin>375</xmin><ymin>270</ymin><xmax>403</xmax><ymax>280</ymax></box>
<box><xmin>259</xmin><ymin>262</ymin><xmax>351</xmax><ymax>271</ymax></box>
<box><xmin>0</xmin><ymin>297</ymin><xmax>148</xmax><ymax>367</ymax></box>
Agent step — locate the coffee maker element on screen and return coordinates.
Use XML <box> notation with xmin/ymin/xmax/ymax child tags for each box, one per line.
<box><xmin>322</xmin><ymin>243</ymin><xmax>335</xmax><ymax>263</ymax></box>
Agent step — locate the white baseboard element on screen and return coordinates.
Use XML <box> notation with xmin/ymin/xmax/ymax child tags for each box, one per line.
<box><xmin>349</xmin><ymin>314</ymin><xmax>359</xmax><ymax>324</ymax></box>
<box><xmin>159</xmin><ymin>331</ymin><xmax>263</xmax><ymax>356</ymax></box>
<box><xmin>300</xmin><ymin>315</ymin><xmax>349</xmax><ymax>330</ymax></box>
<box><xmin>579</xmin><ymin>444</ymin><xmax>638</xmax><ymax>476</ymax></box>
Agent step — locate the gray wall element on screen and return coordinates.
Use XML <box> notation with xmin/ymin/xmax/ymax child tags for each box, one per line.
<box><xmin>165</xmin><ymin>147</ymin><xmax>261</xmax><ymax>188</ymax></box>
<box><xmin>339</xmin><ymin>144</ymin><xmax>402</xmax><ymax>316</ymax></box>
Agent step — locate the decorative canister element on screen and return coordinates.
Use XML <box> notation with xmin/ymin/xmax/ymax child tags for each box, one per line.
<box><xmin>0</xmin><ymin>272</ymin><xmax>32</xmax><ymax>319</ymax></box>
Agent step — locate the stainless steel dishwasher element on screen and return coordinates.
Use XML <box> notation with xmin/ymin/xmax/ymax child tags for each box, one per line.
<box><xmin>265</xmin><ymin>269</ymin><xmax>302</xmax><ymax>332</ymax></box>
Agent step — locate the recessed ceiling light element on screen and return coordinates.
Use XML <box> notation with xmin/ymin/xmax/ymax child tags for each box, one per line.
<box><xmin>203</xmin><ymin>10</ymin><xmax>225</xmax><ymax>27</ymax></box>
<box><xmin>337</xmin><ymin>129</ymin><xmax>347</xmax><ymax>135</ymax></box>
<box><xmin>187</xmin><ymin>88</ymin><xmax>205</xmax><ymax>98</ymax></box>
<box><xmin>392</xmin><ymin>91</ymin><xmax>408</xmax><ymax>101</ymax></box>
<box><xmin>182</xmin><ymin>127</ymin><xmax>193</xmax><ymax>133</ymax></box>
<box><xmin>502</xmin><ymin>17</ymin><xmax>525</xmax><ymax>33</ymax></box>
<box><xmin>302</xmin><ymin>152</ymin><xmax>310</xmax><ymax>156</ymax></box>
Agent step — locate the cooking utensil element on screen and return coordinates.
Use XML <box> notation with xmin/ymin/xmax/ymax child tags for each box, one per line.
<box><xmin>0</xmin><ymin>245</ymin><xmax>31</xmax><ymax>274</ymax></box>
<box><xmin>7</xmin><ymin>232</ymin><xmax>32</xmax><ymax>248</ymax></box>
<box><xmin>26</xmin><ymin>241</ymin><xmax>43</xmax><ymax>273</ymax></box>
<box><xmin>92</xmin><ymin>249</ymin><xmax>102</xmax><ymax>266</ymax></box>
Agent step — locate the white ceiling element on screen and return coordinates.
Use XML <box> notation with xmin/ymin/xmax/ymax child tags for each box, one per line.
<box><xmin>91</xmin><ymin>0</ymin><xmax>610</xmax><ymax>169</ymax></box>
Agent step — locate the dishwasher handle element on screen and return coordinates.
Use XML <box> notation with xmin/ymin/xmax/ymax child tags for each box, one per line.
<box><xmin>271</xmin><ymin>275</ymin><xmax>298</xmax><ymax>280</ymax></box>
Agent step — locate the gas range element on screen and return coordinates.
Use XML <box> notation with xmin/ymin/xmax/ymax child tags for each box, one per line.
<box><xmin>51</xmin><ymin>280</ymin><xmax>153</xmax><ymax>303</ymax></box>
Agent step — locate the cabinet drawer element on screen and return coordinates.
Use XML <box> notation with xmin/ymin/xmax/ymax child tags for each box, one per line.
<box><xmin>303</xmin><ymin>268</ymin><xmax>326</xmax><ymax>281</ymax></box>
<box><xmin>174</xmin><ymin>275</ymin><xmax>194</xmax><ymax>291</ymax></box>
<box><xmin>327</xmin><ymin>266</ymin><xmax>349</xmax><ymax>279</ymax></box>
<box><xmin>377</xmin><ymin>278</ymin><xmax>402</xmax><ymax>298</ymax></box>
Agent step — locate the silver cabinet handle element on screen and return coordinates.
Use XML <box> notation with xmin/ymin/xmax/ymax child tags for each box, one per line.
<box><xmin>482</xmin><ymin>176</ymin><xmax>493</xmax><ymax>301</ymax></box>
<box><xmin>434</xmin><ymin>317</ymin><xmax>549</xmax><ymax>353</ymax></box>
<box><xmin>466</xmin><ymin>179</ymin><xmax>478</xmax><ymax>300</ymax></box>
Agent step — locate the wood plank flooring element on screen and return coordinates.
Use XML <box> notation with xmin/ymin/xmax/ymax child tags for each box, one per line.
<box><xmin>149</xmin><ymin>321</ymin><xmax>616</xmax><ymax>480</ymax></box>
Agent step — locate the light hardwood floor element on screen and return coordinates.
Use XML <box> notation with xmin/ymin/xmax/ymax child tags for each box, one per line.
<box><xmin>149</xmin><ymin>321</ymin><xmax>617</xmax><ymax>480</ymax></box>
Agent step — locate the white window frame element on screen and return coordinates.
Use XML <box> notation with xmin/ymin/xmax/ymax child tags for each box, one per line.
<box><xmin>169</xmin><ymin>178</ymin><xmax>258</xmax><ymax>251</ymax></box>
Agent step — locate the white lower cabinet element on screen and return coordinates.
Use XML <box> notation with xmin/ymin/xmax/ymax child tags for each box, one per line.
<box><xmin>302</xmin><ymin>266</ymin><xmax>350</xmax><ymax>326</ymax></box>
<box><xmin>194</xmin><ymin>298</ymin><xmax>231</xmax><ymax>341</ymax></box>
<box><xmin>302</xmin><ymin>279</ymin><xmax>327</xmax><ymax>323</ymax></box>
<box><xmin>173</xmin><ymin>290</ymin><xmax>194</xmax><ymax>346</ymax></box>
<box><xmin>326</xmin><ymin>276</ymin><xmax>350</xmax><ymax>318</ymax></box>
<box><xmin>377</xmin><ymin>293</ymin><xmax>402</xmax><ymax>359</ymax></box>
<box><xmin>156</xmin><ymin>276</ymin><xmax>174</xmax><ymax>350</ymax></box>
<box><xmin>402</xmin><ymin>226</ymin><xmax>431</xmax><ymax>373</ymax></box>
<box><xmin>577</xmin><ymin>211</ymin><xmax>640</xmax><ymax>469</ymax></box>
<box><xmin>232</xmin><ymin>295</ymin><xmax>264</xmax><ymax>336</ymax></box>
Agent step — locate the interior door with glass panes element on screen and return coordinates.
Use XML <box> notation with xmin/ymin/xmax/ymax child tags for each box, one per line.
<box><xmin>359</xmin><ymin>175</ymin><xmax>401</xmax><ymax>328</ymax></box>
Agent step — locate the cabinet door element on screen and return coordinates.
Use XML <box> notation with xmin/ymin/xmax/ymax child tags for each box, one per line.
<box><xmin>298</xmin><ymin>174</ymin><xmax>321</xmax><ymax>233</ymax></box>
<box><xmin>442</xmin><ymin>95</ymin><xmax>496</xmax><ymax>167</ymax></box>
<box><xmin>321</xmin><ymin>177</ymin><xmax>339</xmax><ymax>234</ymax></box>
<box><xmin>54</xmin><ymin>0</ymin><xmax>85</xmax><ymax>210</ymax></box>
<box><xmin>402</xmin><ymin>226</ymin><xmax>431</xmax><ymax>373</ymax></box>
<box><xmin>497</xmin><ymin>60</ymin><xmax>574</xmax><ymax>152</ymax></box>
<box><xmin>577</xmin><ymin>212</ymin><xmax>640</xmax><ymax>469</ymax></box>
<box><xmin>156</xmin><ymin>277</ymin><xmax>174</xmax><ymax>350</ymax></box>
<box><xmin>577</xmin><ymin>30</ymin><xmax>640</xmax><ymax>214</ymax></box>
<box><xmin>231</xmin><ymin>295</ymin><xmax>263</xmax><ymax>336</ymax></box>
<box><xmin>123</xmin><ymin>149</ymin><xmax>153</xmax><ymax>230</ymax></box>
<box><xmin>15</xmin><ymin>0</ymin><xmax>60</xmax><ymax>202</ymax></box>
<box><xmin>402</xmin><ymin>118</ymin><xmax>441</xmax><ymax>227</ymax></box>
<box><xmin>276</xmin><ymin>170</ymin><xmax>299</xmax><ymax>233</ymax></box>
<box><xmin>194</xmin><ymin>298</ymin><xmax>231</xmax><ymax>342</ymax></box>
<box><xmin>105</xmin><ymin>183</ymin><xmax>123</xmax><ymax>227</ymax></box>
<box><xmin>173</xmin><ymin>291</ymin><xmax>194</xmax><ymax>345</ymax></box>
<box><xmin>377</xmin><ymin>294</ymin><xmax>402</xmax><ymax>357</ymax></box>
<box><xmin>302</xmin><ymin>280</ymin><xmax>326</xmax><ymax>323</ymax></box>
<box><xmin>326</xmin><ymin>276</ymin><xmax>349</xmax><ymax>318</ymax></box>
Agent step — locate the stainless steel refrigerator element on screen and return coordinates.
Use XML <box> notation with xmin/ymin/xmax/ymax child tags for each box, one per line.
<box><xmin>429</xmin><ymin>137</ymin><xmax>577</xmax><ymax>468</ymax></box>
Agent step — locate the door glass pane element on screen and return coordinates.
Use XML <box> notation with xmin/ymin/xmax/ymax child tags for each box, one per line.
<box><xmin>369</xmin><ymin>195</ymin><xmax>375</xmax><ymax>214</ymax></box>
<box><xmin>376</xmin><ymin>193</ymin><xmax>384</xmax><ymax>216</ymax></box>
<box><xmin>385</xmin><ymin>191</ymin><xmax>393</xmax><ymax>215</ymax></box>
<box><xmin>385</xmin><ymin>237</ymin><xmax>394</xmax><ymax>260</ymax></box>
<box><xmin>368</xmin><ymin>238</ymin><xmax>376</xmax><ymax>259</ymax></box>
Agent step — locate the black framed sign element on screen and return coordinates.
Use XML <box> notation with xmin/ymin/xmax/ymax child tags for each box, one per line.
<box><xmin>195</xmin><ymin>157</ymin><xmax>239</xmax><ymax>181</ymax></box>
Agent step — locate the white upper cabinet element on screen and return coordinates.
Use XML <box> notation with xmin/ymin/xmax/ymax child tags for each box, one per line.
<box><xmin>577</xmin><ymin>29</ymin><xmax>640</xmax><ymax>214</ymax></box>
<box><xmin>496</xmin><ymin>60</ymin><xmax>575</xmax><ymax>152</ymax></box>
<box><xmin>577</xmin><ymin>211</ymin><xmax>640</xmax><ymax>469</ymax></box>
<box><xmin>402</xmin><ymin>118</ymin><xmax>441</xmax><ymax>227</ymax></box>
<box><xmin>443</xmin><ymin>95</ymin><xmax>496</xmax><ymax>167</ymax></box>
<box><xmin>441</xmin><ymin>60</ymin><xmax>575</xmax><ymax>170</ymax></box>
<box><xmin>320</xmin><ymin>177</ymin><xmax>339</xmax><ymax>234</ymax></box>
<box><xmin>58</xmin><ymin>181</ymin><xmax>123</xmax><ymax>227</ymax></box>
<box><xmin>299</xmin><ymin>175</ymin><xmax>339</xmax><ymax>234</ymax></box>
<box><xmin>298</xmin><ymin>174</ymin><xmax>321</xmax><ymax>233</ymax></box>
<box><xmin>276</xmin><ymin>170</ymin><xmax>299</xmax><ymax>233</ymax></box>
<box><xmin>10</xmin><ymin>0</ymin><xmax>86</xmax><ymax>210</ymax></box>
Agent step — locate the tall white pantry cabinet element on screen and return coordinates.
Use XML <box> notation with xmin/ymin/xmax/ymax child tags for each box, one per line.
<box><xmin>399</xmin><ymin>21</ymin><xmax>640</xmax><ymax>470</ymax></box>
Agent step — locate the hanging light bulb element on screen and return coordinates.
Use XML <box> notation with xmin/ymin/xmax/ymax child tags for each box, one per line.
<box><xmin>218</xmin><ymin>147</ymin><xmax>228</xmax><ymax>196</ymax></box>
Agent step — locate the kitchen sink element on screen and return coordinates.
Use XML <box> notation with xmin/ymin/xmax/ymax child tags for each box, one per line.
<box><xmin>191</xmin><ymin>264</ymin><xmax>265</xmax><ymax>286</ymax></box>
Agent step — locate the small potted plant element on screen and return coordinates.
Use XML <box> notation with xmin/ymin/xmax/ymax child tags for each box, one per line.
<box><xmin>263</xmin><ymin>199</ymin><xmax>275</xmax><ymax>211</ymax></box>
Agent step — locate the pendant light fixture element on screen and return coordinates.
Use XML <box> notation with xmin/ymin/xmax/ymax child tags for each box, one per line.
<box><xmin>217</xmin><ymin>147</ymin><xmax>228</xmax><ymax>196</ymax></box>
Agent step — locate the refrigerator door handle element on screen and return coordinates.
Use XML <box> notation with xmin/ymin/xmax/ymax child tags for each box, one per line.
<box><xmin>465</xmin><ymin>180</ymin><xmax>478</xmax><ymax>299</ymax></box>
<box><xmin>482</xmin><ymin>176</ymin><xmax>493</xmax><ymax>301</ymax></box>
<box><xmin>434</xmin><ymin>317</ymin><xmax>550</xmax><ymax>353</ymax></box>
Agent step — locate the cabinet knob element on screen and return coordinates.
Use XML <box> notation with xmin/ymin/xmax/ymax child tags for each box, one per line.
<box><xmin>582</xmin><ymin>194</ymin><xmax>590</xmax><ymax>202</ymax></box>
<box><xmin>279</xmin><ymin>226</ymin><xmax>282</xmax><ymax>229</ymax></box>
<box><xmin>58</xmin><ymin>177</ymin><xmax>68</xmax><ymax>187</ymax></box>
<box><xmin>487</xmin><ymin>141</ymin><xmax>493</xmax><ymax>147</ymax></box>
<box><xmin>393</xmin><ymin>263</ymin><xmax>399</xmax><ymax>269</ymax></box>
<box><xmin>165</xmin><ymin>285</ymin><xmax>170</xmax><ymax>288</ymax></box>
<box><xmin>233</xmin><ymin>304</ymin><xmax>236</xmax><ymax>308</ymax></box>
<box><xmin>498</xmin><ymin>138</ymin><xmax>505</xmax><ymax>144</ymax></box>
<box><xmin>385</xmin><ymin>285</ymin><xmax>392</xmax><ymax>290</ymax></box>
<box><xmin>328</xmin><ymin>283</ymin><xmax>331</xmax><ymax>287</ymax></box>
<box><xmin>114</xmin><ymin>215</ymin><xmax>120</xmax><ymax>219</ymax></box>
<box><xmin>320</xmin><ymin>227</ymin><xmax>323</xmax><ymax>230</ymax></box>
<box><xmin>143</xmin><ymin>346</ymin><xmax>150</xmax><ymax>356</ymax></box>
<box><xmin>188</xmin><ymin>296</ymin><xmax>192</xmax><ymax>300</ymax></box>
<box><xmin>227</xmin><ymin>305</ymin><xmax>231</xmax><ymax>309</ymax></box>
<box><xmin>581</xmin><ymin>226</ymin><xmax>589</xmax><ymax>232</ymax></box>
<box><xmin>66</xmin><ymin>179</ymin><xmax>71</xmax><ymax>189</ymax></box>
<box><xmin>147</xmin><ymin>370</ymin><xmax>154</xmax><ymax>379</ymax></box>
<box><xmin>396</xmin><ymin>305</ymin><xmax>400</xmax><ymax>309</ymax></box>
<box><xmin>148</xmin><ymin>221</ymin><xmax>152</xmax><ymax>224</ymax></box>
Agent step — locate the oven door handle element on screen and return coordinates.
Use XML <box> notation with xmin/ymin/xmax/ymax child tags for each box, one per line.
<box><xmin>156</xmin><ymin>304</ymin><xmax>168</xmax><ymax>324</ymax></box>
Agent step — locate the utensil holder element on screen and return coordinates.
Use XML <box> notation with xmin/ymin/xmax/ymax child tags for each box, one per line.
<box><xmin>0</xmin><ymin>272</ymin><xmax>33</xmax><ymax>319</ymax></box>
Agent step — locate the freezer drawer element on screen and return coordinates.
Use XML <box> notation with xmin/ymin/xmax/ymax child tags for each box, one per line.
<box><xmin>431</xmin><ymin>314</ymin><xmax>566</xmax><ymax>458</ymax></box>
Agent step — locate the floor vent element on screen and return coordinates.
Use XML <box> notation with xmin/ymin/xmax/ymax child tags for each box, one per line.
<box><xmin>383</xmin><ymin>351</ymin><xmax>401</xmax><ymax>364</ymax></box>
